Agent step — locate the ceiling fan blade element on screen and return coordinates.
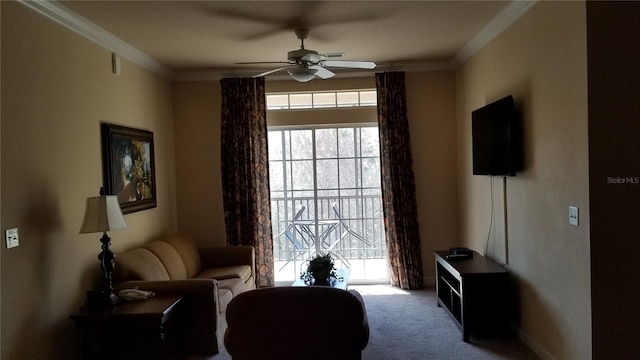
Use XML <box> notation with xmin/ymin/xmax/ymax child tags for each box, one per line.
<box><xmin>323</xmin><ymin>52</ymin><xmax>345</xmax><ymax>58</ymax></box>
<box><xmin>254</xmin><ymin>66</ymin><xmax>293</xmax><ymax>78</ymax></box>
<box><xmin>214</xmin><ymin>2</ymin><xmax>323</xmax><ymax>40</ymax></box>
<box><xmin>301</xmin><ymin>52</ymin><xmax>345</xmax><ymax>64</ymax></box>
<box><xmin>322</xmin><ymin>60</ymin><xmax>376</xmax><ymax>69</ymax></box>
<box><xmin>309</xmin><ymin>65</ymin><xmax>335</xmax><ymax>79</ymax></box>
<box><xmin>235</xmin><ymin>61</ymin><xmax>291</xmax><ymax>65</ymax></box>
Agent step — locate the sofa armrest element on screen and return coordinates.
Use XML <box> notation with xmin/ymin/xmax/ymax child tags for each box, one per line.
<box><xmin>198</xmin><ymin>246</ymin><xmax>255</xmax><ymax>277</ymax></box>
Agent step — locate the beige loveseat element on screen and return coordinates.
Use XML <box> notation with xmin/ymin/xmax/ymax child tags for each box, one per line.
<box><xmin>112</xmin><ymin>233</ymin><xmax>255</xmax><ymax>355</ymax></box>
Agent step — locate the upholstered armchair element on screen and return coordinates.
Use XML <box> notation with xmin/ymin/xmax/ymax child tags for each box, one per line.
<box><xmin>224</xmin><ymin>286</ymin><xmax>369</xmax><ymax>360</ymax></box>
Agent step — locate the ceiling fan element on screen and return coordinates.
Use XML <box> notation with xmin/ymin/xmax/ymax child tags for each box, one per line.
<box><xmin>238</xmin><ymin>29</ymin><xmax>376</xmax><ymax>82</ymax></box>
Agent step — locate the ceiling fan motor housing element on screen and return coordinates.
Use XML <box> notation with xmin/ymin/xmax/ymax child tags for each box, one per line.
<box><xmin>288</xmin><ymin>48</ymin><xmax>318</xmax><ymax>63</ymax></box>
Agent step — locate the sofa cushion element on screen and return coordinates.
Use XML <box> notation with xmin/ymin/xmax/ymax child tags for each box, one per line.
<box><xmin>162</xmin><ymin>234</ymin><xmax>202</xmax><ymax>278</ymax></box>
<box><xmin>217</xmin><ymin>278</ymin><xmax>250</xmax><ymax>298</ymax></box>
<box><xmin>196</xmin><ymin>265</ymin><xmax>252</xmax><ymax>282</ymax></box>
<box><xmin>218</xmin><ymin>288</ymin><xmax>233</xmax><ymax>313</ymax></box>
<box><xmin>113</xmin><ymin>248</ymin><xmax>170</xmax><ymax>282</ymax></box>
<box><xmin>146</xmin><ymin>240</ymin><xmax>188</xmax><ymax>280</ymax></box>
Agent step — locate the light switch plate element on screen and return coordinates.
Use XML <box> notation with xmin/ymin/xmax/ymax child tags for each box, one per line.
<box><xmin>6</xmin><ymin>228</ymin><xmax>19</xmax><ymax>248</ymax></box>
<box><xmin>569</xmin><ymin>206</ymin><xmax>579</xmax><ymax>226</ymax></box>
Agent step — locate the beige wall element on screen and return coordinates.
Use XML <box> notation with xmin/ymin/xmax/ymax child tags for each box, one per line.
<box><xmin>1</xmin><ymin>3</ymin><xmax>177</xmax><ymax>358</ymax></box>
<box><xmin>456</xmin><ymin>2</ymin><xmax>590</xmax><ymax>359</ymax></box>
<box><xmin>172</xmin><ymin>81</ymin><xmax>226</xmax><ymax>247</ymax></box>
<box><xmin>406</xmin><ymin>71</ymin><xmax>459</xmax><ymax>280</ymax></box>
<box><xmin>172</xmin><ymin>72</ymin><xmax>459</xmax><ymax>280</ymax></box>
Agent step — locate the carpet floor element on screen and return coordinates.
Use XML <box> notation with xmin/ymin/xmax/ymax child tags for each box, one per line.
<box><xmin>186</xmin><ymin>284</ymin><xmax>539</xmax><ymax>360</ymax></box>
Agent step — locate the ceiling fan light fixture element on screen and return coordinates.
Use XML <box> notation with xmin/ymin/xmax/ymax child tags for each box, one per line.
<box><xmin>288</xmin><ymin>66</ymin><xmax>317</xmax><ymax>82</ymax></box>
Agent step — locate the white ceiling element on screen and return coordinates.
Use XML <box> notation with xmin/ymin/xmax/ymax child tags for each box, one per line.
<box><xmin>28</xmin><ymin>1</ymin><xmax>535</xmax><ymax>80</ymax></box>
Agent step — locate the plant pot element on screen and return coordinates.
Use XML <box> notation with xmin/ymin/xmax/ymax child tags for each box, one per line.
<box><xmin>311</xmin><ymin>270</ymin><xmax>331</xmax><ymax>286</ymax></box>
<box><xmin>313</xmin><ymin>277</ymin><xmax>331</xmax><ymax>286</ymax></box>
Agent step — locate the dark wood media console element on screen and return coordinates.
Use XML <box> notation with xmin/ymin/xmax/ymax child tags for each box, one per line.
<box><xmin>434</xmin><ymin>250</ymin><xmax>509</xmax><ymax>342</ymax></box>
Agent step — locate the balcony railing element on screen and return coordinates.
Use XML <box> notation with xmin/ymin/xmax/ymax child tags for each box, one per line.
<box><xmin>271</xmin><ymin>195</ymin><xmax>387</xmax><ymax>266</ymax></box>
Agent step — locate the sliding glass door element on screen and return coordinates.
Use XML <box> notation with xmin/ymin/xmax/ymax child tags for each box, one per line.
<box><xmin>269</xmin><ymin>125</ymin><xmax>388</xmax><ymax>284</ymax></box>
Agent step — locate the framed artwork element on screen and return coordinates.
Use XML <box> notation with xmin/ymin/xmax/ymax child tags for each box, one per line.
<box><xmin>101</xmin><ymin>123</ymin><xmax>157</xmax><ymax>214</ymax></box>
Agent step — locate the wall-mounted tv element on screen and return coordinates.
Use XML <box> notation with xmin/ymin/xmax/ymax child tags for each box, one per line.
<box><xmin>472</xmin><ymin>95</ymin><xmax>519</xmax><ymax>176</ymax></box>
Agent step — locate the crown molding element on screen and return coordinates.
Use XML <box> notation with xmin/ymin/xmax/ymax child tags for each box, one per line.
<box><xmin>19</xmin><ymin>0</ymin><xmax>175</xmax><ymax>79</ymax></box>
<box><xmin>452</xmin><ymin>0</ymin><xmax>537</xmax><ymax>67</ymax></box>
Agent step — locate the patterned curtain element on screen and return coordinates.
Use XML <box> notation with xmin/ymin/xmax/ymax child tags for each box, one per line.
<box><xmin>376</xmin><ymin>71</ymin><xmax>424</xmax><ymax>290</ymax></box>
<box><xmin>220</xmin><ymin>77</ymin><xmax>274</xmax><ymax>288</ymax></box>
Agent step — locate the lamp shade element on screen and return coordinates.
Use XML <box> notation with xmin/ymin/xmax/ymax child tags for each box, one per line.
<box><xmin>79</xmin><ymin>195</ymin><xmax>127</xmax><ymax>233</ymax></box>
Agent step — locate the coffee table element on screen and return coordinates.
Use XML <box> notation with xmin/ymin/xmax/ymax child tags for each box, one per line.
<box><xmin>292</xmin><ymin>268</ymin><xmax>350</xmax><ymax>290</ymax></box>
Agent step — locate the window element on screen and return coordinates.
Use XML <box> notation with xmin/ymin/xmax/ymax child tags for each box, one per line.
<box><xmin>269</xmin><ymin>125</ymin><xmax>388</xmax><ymax>284</ymax></box>
<box><xmin>266</xmin><ymin>90</ymin><xmax>377</xmax><ymax>110</ymax></box>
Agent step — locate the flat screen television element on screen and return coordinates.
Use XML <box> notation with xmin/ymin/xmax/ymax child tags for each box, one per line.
<box><xmin>472</xmin><ymin>95</ymin><xmax>518</xmax><ymax>176</ymax></box>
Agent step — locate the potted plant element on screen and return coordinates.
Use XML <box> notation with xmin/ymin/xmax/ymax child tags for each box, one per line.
<box><xmin>300</xmin><ymin>253</ymin><xmax>343</xmax><ymax>285</ymax></box>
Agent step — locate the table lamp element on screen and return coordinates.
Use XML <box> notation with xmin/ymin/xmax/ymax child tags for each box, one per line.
<box><xmin>79</xmin><ymin>188</ymin><xmax>127</xmax><ymax>305</ymax></box>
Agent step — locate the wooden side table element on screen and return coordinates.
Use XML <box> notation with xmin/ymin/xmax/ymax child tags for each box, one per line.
<box><xmin>70</xmin><ymin>294</ymin><xmax>182</xmax><ymax>360</ymax></box>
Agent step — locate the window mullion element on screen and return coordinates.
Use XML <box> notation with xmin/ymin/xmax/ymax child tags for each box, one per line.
<box><xmin>282</xmin><ymin>131</ymin><xmax>289</xmax><ymax>222</ymax></box>
<box><xmin>357</xmin><ymin>128</ymin><xmax>364</xmax><ymax>219</ymax></box>
<box><xmin>335</xmin><ymin>127</ymin><xmax>341</xmax><ymax>213</ymax></box>
<box><xmin>311</xmin><ymin>129</ymin><xmax>320</xmax><ymax>246</ymax></box>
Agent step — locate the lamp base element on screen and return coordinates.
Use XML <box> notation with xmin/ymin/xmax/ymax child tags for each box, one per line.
<box><xmin>98</xmin><ymin>232</ymin><xmax>117</xmax><ymax>298</ymax></box>
<box><xmin>107</xmin><ymin>291</ymin><xmax>121</xmax><ymax>306</ymax></box>
<box><xmin>86</xmin><ymin>290</ymin><xmax>120</xmax><ymax>312</ymax></box>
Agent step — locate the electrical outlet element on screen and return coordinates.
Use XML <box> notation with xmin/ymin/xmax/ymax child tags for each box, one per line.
<box><xmin>569</xmin><ymin>206</ymin><xmax>579</xmax><ymax>226</ymax></box>
<box><xmin>6</xmin><ymin>228</ymin><xmax>19</xmax><ymax>248</ymax></box>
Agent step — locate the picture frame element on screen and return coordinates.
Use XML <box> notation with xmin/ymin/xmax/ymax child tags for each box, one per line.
<box><xmin>101</xmin><ymin>123</ymin><xmax>157</xmax><ymax>214</ymax></box>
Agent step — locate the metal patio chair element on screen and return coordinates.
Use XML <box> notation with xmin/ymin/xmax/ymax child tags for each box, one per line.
<box><xmin>332</xmin><ymin>203</ymin><xmax>371</xmax><ymax>247</ymax></box>
<box><xmin>275</xmin><ymin>205</ymin><xmax>312</xmax><ymax>271</ymax></box>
